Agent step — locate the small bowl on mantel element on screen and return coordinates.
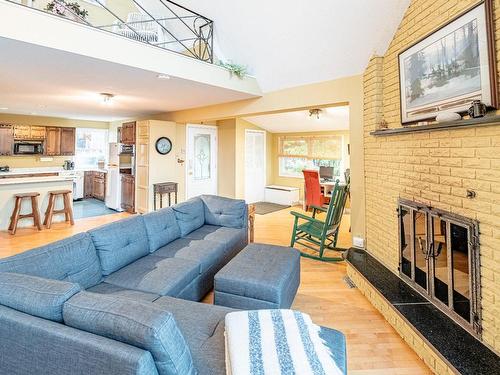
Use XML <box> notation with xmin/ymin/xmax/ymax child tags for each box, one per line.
<box><xmin>436</xmin><ymin>111</ymin><xmax>461</xmax><ymax>123</ymax></box>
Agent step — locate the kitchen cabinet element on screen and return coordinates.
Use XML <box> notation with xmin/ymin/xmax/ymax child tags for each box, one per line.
<box><xmin>121</xmin><ymin>174</ymin><xmax>135</xmax><ymax>213</ymax></box>
<box><xmin>92</xmin><ymin>172</ymin><xmax>106</xmax><ymax>201</ymax></box>
<box><xmin>45</xmin><ymin>127</ymin><xmax>61</xmax><ymax>156</ymax></box>
<box><xmin>120</xmin><ymin>122</ymin><xmax>136</xmax><ymax>144</ymax></box>
<box><xmin>60</xmin><ymin>127</ymin><xmax>76</xmax><ymax>156</ymax></box>
<box><xmin>30</xmin><ymin>126</ymin><xmax>46</xmax><ymax>140</ymax></box>
<box><xmin>84</xmin><ymin>172</ymin><xmax>94</xmax><ymax>198</ymax></box>
<box><xmin>13</xmin><ymin>125</ymin><xmax>31</xmax><ymax>140</ymax></box>
<box><xmin>0</xmin><ymin>125</ymin><xmax>13</xmax><ymax>156</ymax></box>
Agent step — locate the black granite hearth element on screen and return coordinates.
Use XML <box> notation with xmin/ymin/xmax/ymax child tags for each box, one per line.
<box><xmin>346</xmin><ymin>248</ymin><xmax>500</xmax><ymax>375</ymax></box>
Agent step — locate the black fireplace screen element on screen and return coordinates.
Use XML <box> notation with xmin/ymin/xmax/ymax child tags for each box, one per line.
<box><xmin>398</xmin><ymin>199</ymin><xmax>481</xmax><ymax>336</ymax></box>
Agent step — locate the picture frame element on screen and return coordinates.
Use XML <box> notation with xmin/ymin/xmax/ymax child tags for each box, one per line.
<box><xmin>398</xmin><ymin>1</ymin><xmax>497</xmax><ymax>124</ymax></box>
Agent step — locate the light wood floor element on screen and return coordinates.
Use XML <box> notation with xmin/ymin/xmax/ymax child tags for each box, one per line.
<box><xmin>0</xmin><ymin>208</ymin><xmax>430</xmax><ymax>374</ymax></box>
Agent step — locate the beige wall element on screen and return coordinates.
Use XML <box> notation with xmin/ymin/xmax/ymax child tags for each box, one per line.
<box><xmin>271</xmin><ymin>130</ymin><xmax>350</xmax><ymax>200</ymax></box>
<box><xmin>0</xmin><ymin>113</ymin><xmax>109</xmax><ymax>168</ymax></box>
<box><xmin>161</xmin><ymin>75</ymin><xmax>365</xmax><ymax>243</ymax></box>
<box><xmin>363</xmin><ymin>0</ymin><xmax>500</xmax><ymax>352</ymax></box>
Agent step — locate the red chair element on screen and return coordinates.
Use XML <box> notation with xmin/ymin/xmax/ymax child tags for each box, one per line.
<box><xmin>303</xmin><ymin>169</ymin><xmax>328</xmax><ymax>211</ymax></box>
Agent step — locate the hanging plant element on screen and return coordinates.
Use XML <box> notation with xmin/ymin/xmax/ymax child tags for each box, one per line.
<box><xmin>217</xmin><ymin>61</ymin><xmax>248</xmax><ymax>79</ymax></box>
<box><xmin>45</xmin><ymin>0</ymin><xmax>89</xmax><ymax>20</ymax></box>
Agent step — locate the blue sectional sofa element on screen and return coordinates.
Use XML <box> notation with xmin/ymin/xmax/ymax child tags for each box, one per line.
<box><xmin>0</xmin><ymin>195</ymin><xmax>346</xmax><ymax>375</ymax></box>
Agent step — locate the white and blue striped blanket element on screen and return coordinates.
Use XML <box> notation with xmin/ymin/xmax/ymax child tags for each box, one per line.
<box><xmin>225</xmin><ymin>310</ymin><xmax>343</xmax><ymax>375</ymax></box>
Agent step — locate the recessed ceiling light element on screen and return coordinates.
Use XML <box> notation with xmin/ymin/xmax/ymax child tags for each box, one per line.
<box><xmin>100</xmin><ymin>93</ymin><xmax>115</xmax><ymax>105</ymax></box>
<box><xmin>157</xmin><ymin>74</ymin><xmax>171</xmax><ymax>80</ymax></box>
<box><xmin>0</xmin><ymin>107</ymin><xmax>8</xmax><ymax>110</ymax></box>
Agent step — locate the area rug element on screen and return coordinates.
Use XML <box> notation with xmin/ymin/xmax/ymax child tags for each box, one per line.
<box><xmin>254</xmin><ymin>201</ymin><xmax>290</xmax><ymax>215</ymax></box>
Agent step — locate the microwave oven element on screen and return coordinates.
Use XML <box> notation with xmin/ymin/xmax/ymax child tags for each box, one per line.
<box><xmin>14</xmin><ymin>141</ymin><xmax>44</xmax><ymax>155</ymax></box>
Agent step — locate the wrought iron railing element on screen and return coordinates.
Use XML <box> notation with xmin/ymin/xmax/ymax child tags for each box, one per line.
<box><xmin>8</xmin><ymin>0</ymin><xmax>214</xmax><ymax>63</ymax></box>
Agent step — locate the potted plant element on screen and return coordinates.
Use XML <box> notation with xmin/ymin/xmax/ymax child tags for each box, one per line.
<box><xmin>45</xmin><ymin>0</ymin><xmax>89</xmax><ymax>22</ymax></box>
<box><xmin>217</xmin><ymin>60</ymin><xmax>248</xmax><ymax>79</ymax></box>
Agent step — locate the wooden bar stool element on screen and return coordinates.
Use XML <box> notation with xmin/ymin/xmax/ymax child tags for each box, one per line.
<box><xmin>8</xmin><ymin>192</ymin><xmax>42</xmax><ymax>235</ymax></box>
<box><xmin>44</xmin><ymin>190</ymin><xmax>74</xmax><ymax>229</ymax></box>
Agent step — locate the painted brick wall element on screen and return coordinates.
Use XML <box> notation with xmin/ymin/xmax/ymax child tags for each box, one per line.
<box><xmin>363</xmin><ymin>0</ymin><xmax>500</xmax><ymax>352</ymax></box>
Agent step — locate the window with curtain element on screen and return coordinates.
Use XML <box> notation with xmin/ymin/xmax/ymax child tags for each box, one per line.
<box><xmin>74</xmin><ymin>128</ymin><xmax>109</xmax><ymax>168</ymax></box>
<box><xmin>278</xmin><ymin>135</ymin><xmax>344</xmax><ymax>178</ymax></box>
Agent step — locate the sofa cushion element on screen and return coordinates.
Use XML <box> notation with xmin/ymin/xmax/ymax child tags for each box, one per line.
<box><xmin>0</xmin><ymin>232</ymin><xmax>102</xmax><ymax>289</ymax></box>
<box><xmin>89</xmin><ymin>215</ymin><xmax>149</xmax><ymax>276</ymax></box>
<box><xmin>154</xmin><ymin>296</ymin><xmax>233</xmax><ymax>375</ymax></box>
<box><xmin>63</xmin><ymin>292</ymin><xmax>195</xmax><ymax>375</ymax></box>
<box><xmin>104</xmin><ymin>255</ymin><xmax>200</xmax><ymax>297</ymax></box>
<box><xmin>201</xmin><ymin>195</ymin><xmax>247</xmax><ymax>229</ymax></box>
<box><xmin>142</xmin><ymin>207</ymin><xmax>181</xmax><ymax>253</ymax></box>
<box><xmin>183</xmin><ymin>225</ymin><xmax>248</xmax><ymax>254</ymax></box>
<box><xmin>154</xmin><ymin>238</ymin><xmax>227</xmax><ymax>273</ymax></box>
<box><xmin>172</xmin><ymin>197</ymin><xmax>205</xmax><ymax>236</ymax></box>
<box><xmin>0</xmin><ymin>272</ymin><xmax>80</xmax><ymax>322</ymax></box>
<box><xmin>87</xmin><ymin>282</ymin><xmax>160</xmax><ymax>302</ymax></box>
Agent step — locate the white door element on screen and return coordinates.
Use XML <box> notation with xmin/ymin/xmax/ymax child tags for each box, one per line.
<box><xmin>245</xmin><ymin>130</ymin><xmax>266</xmax><ymax>203</ymax></box>
<box><xmin>186</xmin><ymin>125</ymin><xmax>218</xmax><ymax>199</ymax></box>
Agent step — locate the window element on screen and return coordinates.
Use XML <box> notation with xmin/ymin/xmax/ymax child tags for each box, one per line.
<box><xmin>74</xmin><ymin>128</ymin><xmax>109</xmax><ymax>168</ymax></box>
<box><xmin>278</xmin><ymin>135</ymin><xmax>344</xmax><ymax>178</ymax></box>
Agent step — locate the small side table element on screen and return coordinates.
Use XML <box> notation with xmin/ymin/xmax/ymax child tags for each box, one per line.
<box><xmin>153</xmin><ymin>182</ymin><xmax>178</xmax><ymax>210</ymax></box>
<box><xmin>248</xmin><ymin>204</ymin><xmax>255</xmax><ymax>243</ymax></box>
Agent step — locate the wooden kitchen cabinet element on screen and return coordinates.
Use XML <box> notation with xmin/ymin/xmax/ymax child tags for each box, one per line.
<box><xmin>0</xmin><ymin>125</ymin><xmax>13</xmax><ymax>156</ymax></box>
<box><xmin>121</xmin><ymin>174</ymin><xmax>135</xmax><ymax>213</ymax></box>
<box><xmin>13</xmin><ymin>125</ymin><xmax>31</xmax><ymax>140</ymax></box>
<box><xmin>30</xmin><ymin>126</ymin><xmax>46</xmax><ymax>140</ymax></box>
<box><xmin>120</xmin><ymin>122</ymin><xmax>136</xmax><ymax>144</ymax></box>
<box><xmin>60</xmin><ymin>127</ymin><xmax>76</xmax><ymax>156</ymax></box>
<box><xmin>93</xmin><ymin>173</ymin><xmax>106</xmax><ymax>201</ymax></box>
<box><xmin>84</xmin><ymin>172</ymin><xmax>94</xmax><ymax>198</ymax></box>
<box><xmin>45</xmin><ymin>127</ymin><xmax>61</xmax><ymax>156</ymax></box>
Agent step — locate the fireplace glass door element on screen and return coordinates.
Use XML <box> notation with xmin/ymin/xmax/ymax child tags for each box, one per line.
<box><xmin>398</xmin><ymin>199</ymin><xmax>480</xmax><ymax>336</ymax></box>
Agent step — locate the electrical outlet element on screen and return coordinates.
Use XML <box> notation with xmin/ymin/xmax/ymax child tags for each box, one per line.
<box><xmin>353</xmin><ymin>237</ymin><xmax>364</xmax><ymax>249</ymax></box>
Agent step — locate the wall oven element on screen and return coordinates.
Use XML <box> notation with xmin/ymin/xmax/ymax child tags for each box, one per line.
<box><xmin>13</xmin><ymin>141</ymin><xmax>44</xmax><ymax>155</ymax></box>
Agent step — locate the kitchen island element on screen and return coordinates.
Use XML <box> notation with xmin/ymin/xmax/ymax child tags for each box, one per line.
<box><xmin>0</xmin><ymin>176</ymin><xmax>74</xmax><ymax>231</ymax></box>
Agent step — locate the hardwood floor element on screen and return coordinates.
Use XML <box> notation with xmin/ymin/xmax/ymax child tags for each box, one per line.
<box><xmin>0</xmin><ymin>208</ymin><xmax>430</xmax><ymax>374</ymax></box>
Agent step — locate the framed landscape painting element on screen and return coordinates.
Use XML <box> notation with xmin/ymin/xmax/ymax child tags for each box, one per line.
<box><xmin>399</xmin><ymin>1</ymin><xmax>497</xmax><ymax>124</ymax></box>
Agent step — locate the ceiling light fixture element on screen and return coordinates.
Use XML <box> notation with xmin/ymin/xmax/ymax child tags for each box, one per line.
<box><xmin>0</xmin><ymin>107</ymin><xmax>8</xmax><ymax>110</ymax></box>
<box><xmin>309</xmin><ymin>108</ymin><xmax>322</xmax><ymax>120</ymax></box>
<box><xmin>100</xmin><ymin>93</ymin><xmax>114</xmax><ymax>105</ymax></box>
<box><xmin>157</xmin><ymin>74</ymin><xmax>171</xmax><ymax>80</ymax></box>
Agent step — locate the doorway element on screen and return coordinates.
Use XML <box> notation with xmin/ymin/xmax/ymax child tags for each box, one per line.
<box><xmin>244</xmin><ymin>129</ymin><xmax>266</xmax><ymax>203</ymax></box>
<box><xmin>186</xmin><ymin>124</ymin><xmax>218</xmax><ymax>199</ymax></box>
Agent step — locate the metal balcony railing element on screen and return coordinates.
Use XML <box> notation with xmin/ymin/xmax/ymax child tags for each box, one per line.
<box><xmin>8</xmin><ymin>0</ymin><xmax>214</xmax><ymax>63</ymax></box>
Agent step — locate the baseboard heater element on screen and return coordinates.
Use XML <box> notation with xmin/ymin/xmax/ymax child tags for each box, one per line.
<box><xmin>264</xmin><ymin>185</ymin><xmax>300</xmax><ymax>206</ymax></box>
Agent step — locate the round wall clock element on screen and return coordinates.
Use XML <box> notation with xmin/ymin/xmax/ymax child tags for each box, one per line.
<box><xmin>155</xmin><ymin>137</ymin><xmax>173</xmax><ymax>155</ymax></box>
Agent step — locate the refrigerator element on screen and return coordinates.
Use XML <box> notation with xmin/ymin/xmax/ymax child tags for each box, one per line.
<box><xmin>105</xmin><ymin>143</ymin><xmax>123</xmax><ymax>211</ymax></box>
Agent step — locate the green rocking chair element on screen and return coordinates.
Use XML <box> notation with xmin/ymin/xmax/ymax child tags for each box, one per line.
<box><xmin>290</xmin><ymin>180</ymin><xmax>350</xmax><ymax>262</ymax></box>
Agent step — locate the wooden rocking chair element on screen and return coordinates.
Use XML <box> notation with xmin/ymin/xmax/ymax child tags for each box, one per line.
<box><xmin>290</xmin><ymin>180</ymin><xmax>350</xmax><ymax>262</ymax></box>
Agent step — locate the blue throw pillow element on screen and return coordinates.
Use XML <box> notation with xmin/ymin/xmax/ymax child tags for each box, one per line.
<box><xmin>89</xmin><ymin>215</ymin><xmax>150</xmax><ymax>275</ymax></box>
<box><xmin>63</xmin><ymin>292</ymin><xmax>196</xmax><ymax>375</ymax></box>
<box><xmin>0</xmin><ymin>272</ymin><xmax>81</xmax><ymax>322</ymax></box>
<box><xmin>172</xmin><ymin>198</ymin><xmax>205</xmax><ymax>236</ymax></box>
<box><xmin>142</xmin><ymin>207</ymin><xmax>181</xmax><ymax>253</ymax></box>
<box><xmin>201</xmin><ymin>195</ymin><xmax>247</xmax><ymax>229</ymax></box>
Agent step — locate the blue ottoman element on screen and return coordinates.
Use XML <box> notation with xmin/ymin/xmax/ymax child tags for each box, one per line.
<box><xmin>214</xmin><ymin>243</ymin><xmax>300</xmax><ymax>310</ymax></box>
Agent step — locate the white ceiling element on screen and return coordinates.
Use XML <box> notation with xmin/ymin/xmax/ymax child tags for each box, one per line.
<box><xmin>244</xmin><ymin>106</ymin><xmax>349</xmax><ymax>133</ymax></box>
<box><xmin>0</xmin><ymin>37</ymin><xmax>256</xmax><ymax>121</ymax></box>
<box><xmin>179</xmin><ymin>0</ymin><xmax>410</xmax><ymax>92</ymax></box>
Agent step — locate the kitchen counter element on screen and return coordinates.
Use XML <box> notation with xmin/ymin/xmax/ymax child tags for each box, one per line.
<box><xmin>0</xmin><ymin>167</ymin><xmax>108</xmax><ymax>177</ymax></box>
<box><xmin>0</xmin><ymin>176</ymin><xmax>74</xmax><ymax>185</ymax></box>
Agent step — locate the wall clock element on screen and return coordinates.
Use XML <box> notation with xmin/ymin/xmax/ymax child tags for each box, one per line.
<box><xmin>155</xmin><ymin>137</ymin><xmax>173</xmax><ymax>155</ymax></box>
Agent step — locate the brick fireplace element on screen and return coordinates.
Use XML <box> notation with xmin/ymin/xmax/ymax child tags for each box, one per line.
<box><xmin>362</xmin><ymin>0</ymin><xmax>500</xmax><ymax>358</ymax></box>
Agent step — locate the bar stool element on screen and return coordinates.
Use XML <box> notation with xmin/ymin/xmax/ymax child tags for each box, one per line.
<box><xmin>44</xmin><ymin>190</ymin><xmax>74</xmax><ymax>229</ymax></box>
<box><xmin>8</xmin><ymin>192</ymin><xmax>42</xmax><ymax>235</ymax></box>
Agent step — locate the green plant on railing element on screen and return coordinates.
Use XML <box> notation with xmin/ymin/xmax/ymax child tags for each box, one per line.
<box><xmin>217</xmin><ymin>61</ymin><xmax>247</xmax><ymax>79</ymax></box>
<box><xmin>45</xmin><ymin>0</ymin><xmax>89</xmax><ymax>20</ymax></box>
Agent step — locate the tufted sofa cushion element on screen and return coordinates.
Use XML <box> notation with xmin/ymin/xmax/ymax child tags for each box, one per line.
<box><xmin>0</xmin><ymin>232</ymin><xmax>102</xmax><ymax>289</ymax></box>
<box><xmin>89</xmin><ymin>215</ymin><xmax>149</xmax><ymax>276</ymax></box>
<box><xmin>200</xmin><ymin>195</ymin><xmax>247</xmax><ymax>229</ymax></box>
<box><xmin>172</xmin><ymin>197</ymin><xmax>205</xmax><ymax>236</ymax></box>
<box><xmin>0</xmin><ymin>272</ymin><xmax>81</xmax><ymax>322</ymax></box>
<box><xmin>142</xmin><ymin>207</ymin><xmax>181</xmax><ymax>253</ymax></box>
<box><xmin>63</xmin><ymin>292</ymin><xmax>196</xmax><ymax>375</ymax></box>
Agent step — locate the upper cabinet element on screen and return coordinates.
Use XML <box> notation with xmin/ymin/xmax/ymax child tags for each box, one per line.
<box><xmin>120</xmin><ymin>122</ymin><xmax>136</xmax><ymax>144</ymax></box>
<box><xmin>45</xmin><ymin>127</ymin><xmax>61</xmax><ymax>156</ymax></box>
<box><xmin>30</xmin><ymin>126</ymin><xmax>46</xmax><ymax>140</ymax></box>
<box><xmin>0</xmin><ymin>125</ymin><xmax>13</xmax><ymax>156</ymax></box>
<box><xmin>60</xmin><ymin>127</ymin><xmax>76</xmax><ymax>156</ymax></box>
<box><xmin>13</xmin><ymin>125</ymin><xmax>46</xmax><ymax>140</ymax></box>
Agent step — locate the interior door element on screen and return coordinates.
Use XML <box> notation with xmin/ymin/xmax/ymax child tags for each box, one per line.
<box><xmin>245</xmin><ymin>130</ymin><xmax>266</xmax><ymax>203</ymax></box>
<box><xmin>186</xmin><ymin>125</ymin><xmax>217</xmax><ymax>199</ymax></box>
